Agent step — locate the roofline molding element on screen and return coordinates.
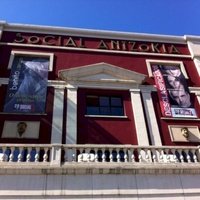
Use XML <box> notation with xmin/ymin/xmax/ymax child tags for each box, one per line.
<box><xmin>0</xmin><ymin>21</ymin><xmax>186</xmax><ymax>44</ymax></box>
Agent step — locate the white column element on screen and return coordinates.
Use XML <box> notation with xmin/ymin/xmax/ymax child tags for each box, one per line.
<box><xmin>187</xmin><ymin>40</ymin><xmax>200</xmax><ymax>76</ymax></box>
<box><xmin>196</xmin><ymin>93</ymin><xmax>200</xmax><ymax>105</ymax></box>
<box><xmin>141</xmin><ymin>87</ymin><xmax>162</xmax><ymax>146</ymax></box>
<box><xmin>0</xmin><ymin>21</ymin><xmax>7</xmax><ymax>41</ymax></box>
<box><xmin>66</xmin><ymin>85</ymin><xmax>77</xmax><ymax>144</ymax></box>
<box><xmin>189</xmin><ymin>88</ymin><xmax>200</xmax><ymax>107</ymax></box>
<box><xmin>50</xmin><ymin>87</ymin><xmax>64</xmax><ymax>144</ymax></box>
<box><xmin>130</xmin><ymin>89</ymin><xmax>149</xmax><ymax>145</ymax></box>
<box><xmin>0</xmin><ymin>23</ymin><xmax>5</xmax><ymax>41</ymax></box>
<box><xmin>194</xmin><ymin>58</ymin><xmax>200</xmax><ymax>77</ymax></box>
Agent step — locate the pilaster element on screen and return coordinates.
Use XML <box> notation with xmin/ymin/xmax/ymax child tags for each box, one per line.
<box><xmin>66</xmin><ymin>85</ymin><xmax>78</xmax><ymax>144</ymax></box>
<box><xmin>140</xmin><ymin>86</ymin><xmax>162</xmax><ymax>146</ymax></box>
<box><xmin>130</xmin><ymin>89</ymin><xmax>149</xmax><ymax>145</ymax></box>
<box><xmin>50</xmin><ymin>87</ymin><xmax>65</xmax><ymax>144</ymax></box>
<box><xmin>0</xmin><ymin>21</ymin><xmax>6</xmax><ymax>41</ymax></box>
<box><xmin>186</xmin><ymin>39</ymin><xmax>200</xmax><ymax>76</ymax></box>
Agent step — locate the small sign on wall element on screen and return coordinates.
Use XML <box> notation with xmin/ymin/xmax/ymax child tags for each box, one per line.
<box><xmin>168</xmin><ymin>125</ymin><xmax>200</xmax><ymax>142</ymax></box>
<box><xmin>2</xmin><ymin>121</ymin><xmax>40</xmax><ymax>139</ymax></box>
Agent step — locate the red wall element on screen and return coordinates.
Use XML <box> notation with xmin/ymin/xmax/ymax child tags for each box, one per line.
<box><xmin>0</xmin><ymin>31</ymin><xmax>199</xmax><ymax>146</ymax></box>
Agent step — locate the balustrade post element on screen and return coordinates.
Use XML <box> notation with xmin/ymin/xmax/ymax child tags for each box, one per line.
<box><xmin>50</xmin><ymin>144</ymin><xmax>62</xmax><ymax>166</ymax></box>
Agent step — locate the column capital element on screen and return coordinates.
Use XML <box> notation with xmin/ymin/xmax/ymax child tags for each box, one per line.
<box><xmin>186</xmin><ymin>40</ymin><xmax>200</xmax><ymax>58</ymax></box>
<box><xmin>189</xmin><ymin>87</ymin><xmax>200</xmax><ymax>96</ymax></box>
<box><xmin>66</xmin><ymin>84</ymin><xmax>78</xmax><ymax>90</ymax></box>
<box><xmin>139</xmin><ymin>85</ymin><xmax>157</xmax><ymax>93</ymax></box>
<box><xmin>0</xmin><ymin>78</ymin><xmax>9</xmax><ymax>85</ymax></box>
<box><xmin>129</xmin><ymin>88</ymin><xmax>140</xmax><ymax>93</ymax></box>
<box><xmin>47</xmin><ymin>80</ymin><xmax>66</xmax><ymax>89</ymax></box>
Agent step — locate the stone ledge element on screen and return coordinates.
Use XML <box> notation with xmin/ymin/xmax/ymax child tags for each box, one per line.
<box><xmin>0</xmin><ymin>162</ymin><xmax>200</xmax><ymax>175</ymax></box>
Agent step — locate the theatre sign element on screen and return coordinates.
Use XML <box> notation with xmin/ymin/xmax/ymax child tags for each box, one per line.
<box><xmin>13</xmin><ymin>33</ymin><xmax>181</xmax><ymax>54</ymax></box>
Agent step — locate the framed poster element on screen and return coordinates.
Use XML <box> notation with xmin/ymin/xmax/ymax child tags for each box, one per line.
<box><xmin>3</xmin><ymin>52</ymin><xmax>53</xmax><ymax>114</ymax></box>
<box><xmin>151</xmin><ymin>64</ymin><xmax>197</xmax><ymax>118</ymax></box>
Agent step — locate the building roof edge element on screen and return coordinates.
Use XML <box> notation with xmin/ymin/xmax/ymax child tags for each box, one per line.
<box><xmin>0</xmin><ymin>21</ymin><xmax>193</xmax><ymax>44</ymax></box>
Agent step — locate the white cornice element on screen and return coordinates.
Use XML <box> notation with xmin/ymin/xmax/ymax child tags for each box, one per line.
<box><xmin>0</xmin><ymin>78</ymin><xmax>67</xmax><ymax>88</ymax></box>
<box><xmin>1</xmin><ymin>21</ymin><xmax>186</xmax><ymax>44</ymax></box>
<box><xmin>184</xmin><ymin>35</ymin><xmax>200</xmax><ymax>42</ymax></box>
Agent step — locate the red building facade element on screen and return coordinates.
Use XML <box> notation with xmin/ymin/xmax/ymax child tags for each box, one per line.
<box><xmin>0</xmin><ymin>22</ymin><xmax>200</xmax><ymax>199</ymax></box>
<box><xmin>0</xmin><ymin>24</ymin><xmax>199</xmax><ymax>147</ymax></box>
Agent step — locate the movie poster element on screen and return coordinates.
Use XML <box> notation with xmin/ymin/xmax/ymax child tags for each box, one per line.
<box><xmin>4</xmin><ymin>56</ymin><xmax>49</xmax><ymax>113</ymax></box>
<box><xmin>152</xmin><ymin>64</ymin><xmax>197</xmax><ymax>118</ymax></box>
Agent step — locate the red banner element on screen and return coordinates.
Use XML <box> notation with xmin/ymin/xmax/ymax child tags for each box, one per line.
<box><xmin>152</xmin><ymin>65</ymin><xmax>172</xmax><ymax>117</ymax></box>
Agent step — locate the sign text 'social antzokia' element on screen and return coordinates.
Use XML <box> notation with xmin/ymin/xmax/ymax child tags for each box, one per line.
<box><xmin>14</xmin><ymin>33</ymin><xmax>180</xmax><ymax>54</ymax></box>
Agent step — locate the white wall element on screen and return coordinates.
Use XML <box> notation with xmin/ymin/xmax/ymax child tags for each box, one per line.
<box><xmin>0</xmin><ymin>172</ymin><xmax>200</xmax><ymax>199</ymax></box>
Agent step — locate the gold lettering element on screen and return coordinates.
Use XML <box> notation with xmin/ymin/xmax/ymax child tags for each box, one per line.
<box><xmin>98</xmin><ymin>40</ymin><xmax>108</xmax><ymax>49</ymax></box>
<box><xmin>43</xmin><ymin>35</ymin><xmax>56</xmax><ymax>45</ymax></box>
<box><xmin>162</xmin><ymin>44</ymin><xmax>167</xmax><ymax>53</ymax></box>
<box><xmin>121</xmin><ymin>41</ymin><xmax>127</xmax><ymax>50</ymax></box>
<box><xmin>79</xmin><ymin>38</ymin><xmax>85</xmax><ymax>48</ymax></box>
<box><xmin>14</xmin><ymin>33</ymin><xmax>25</xmax><ymax>43</ymax></box>
<box><xmin>65</xmin><ymin>37</ymin><xmax>77</xmax><ymax>47</ymax></box>
<box><xmin>111</xmin><ymin>40</ymin><xmax>120</xmax><ymax>50</ymax></box>
<box><xmin>57</xmin><ymin>36</ymin><xmax>62</xmax><ymax>46</ymax></box>
<box><xmin>12</xmin><ymin>33</ymin><xmax>181</xmax><ymax>56</ymax></box>
<box><xmin>138</xmin><ymin>44</ymin><xmax>150</xmax><ymax>52</ymax></box>
<box><xmin>169</xmin><ymin>45</ymin><xmax>180</xmax><ymax>54</ymax></box>
<box><xmin>28</xmin><ymin>36</ymin><xmax>40</xmax><ymax>44</ymax></box>
<box><xmin>129</xmin><ymin>41</ymin><xmax>138</xmax><ymax>51</ymax></box>
<box><xmin>151</xmin><ymin>43</ymin><xmax>160</xmax><ymax>53</ymax></box>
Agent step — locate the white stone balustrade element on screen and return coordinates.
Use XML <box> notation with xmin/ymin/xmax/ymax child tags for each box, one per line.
<box><xmin>0</xmin><ymin>144</ymin><xmax>51</xmax><ymax>163</ymax></box>
<box><xmin>0</xmin><ymin>144</ymin><xmax>199</xmax><ymax>165</ymax></box>
<box><xmin>62</xmin><ymin>144</ymin><xmax>200</xmax><ymax>164</ymax></box>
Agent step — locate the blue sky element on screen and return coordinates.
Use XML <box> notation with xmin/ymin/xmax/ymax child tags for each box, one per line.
<box><xmin>0</xmin><ymin>0</ymin><xmax>199</xmax><ymax>36</ymax></box>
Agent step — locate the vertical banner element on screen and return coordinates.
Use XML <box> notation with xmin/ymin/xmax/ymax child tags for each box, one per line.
<box><xmin>152</xmin><ymin>64</ymin><xmax>197</xmax><ymax>118</ymax></box>
<box><xmin>4</xmin><ymin>56</ymin><xmax>49</xmax><ymax>113</ymax></box>
<box><xmin>152</xmin><ymin>65</ymin><xmax>172</xmax><ymax>117</ymax></box>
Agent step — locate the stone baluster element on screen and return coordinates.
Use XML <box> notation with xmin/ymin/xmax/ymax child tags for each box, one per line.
<box><xmin>9</xmin><ymin>147</ymin><xmax>14</xmax><ymax>162</ymax></box>
<box><xmin>94</xmin><ymin>148</ymin><xmax>98</xmax><ymax>162</ymax></box>
<box><xmin>109</xmin><ymin>149</ymin><xmax>113</xmax><ymax>162</ymax></box>
<box><xmin>131</xmin><ymin>149</ymin><xmax>135</xmax><ymax>163</ymax></box>
<box><xmin>35</xmin><ymin>147</ymin><xmax>40</xmax><ymax>162</ymax></box>
<box><xmin>191</xmin><ymin>149</ymin><xmax>198</xmax><ymax>163</ymax></box>
<box><xmin>26</xmin><ymin>147</ymin><xmax>31</xmax><ymax>162</ymax></box>
<box><xmin>158</xmin><ymin>149</ymin><xmax>164</xmax><ymax>163</ymax></box>
<box><xmin>178</xmin><ymin>150</ymin><xmax>184</xmax><ymax>163</ymax></box>
<box><xmin>43</xmin><ymin>147</ymin><xmax>49</xmax><ymax>162</ymax></box>
<box><xmin>171</xmin><ymin>149</ymin><xmax>178</xmax><ymax>163</ymax></box>
<box><xmin>102</xmin><ymin>149</ymin><xmax>106</xmax><ymax>162</ymax></box>
<box><xmin>17</xmin><ymin>147</ymin><xmax>23</xmax><ymax>162</ymax></box>
<box><xmin>152</xmin><ymin>148</ymin><xmax>157</xmax><ymax>163</ymax></box>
